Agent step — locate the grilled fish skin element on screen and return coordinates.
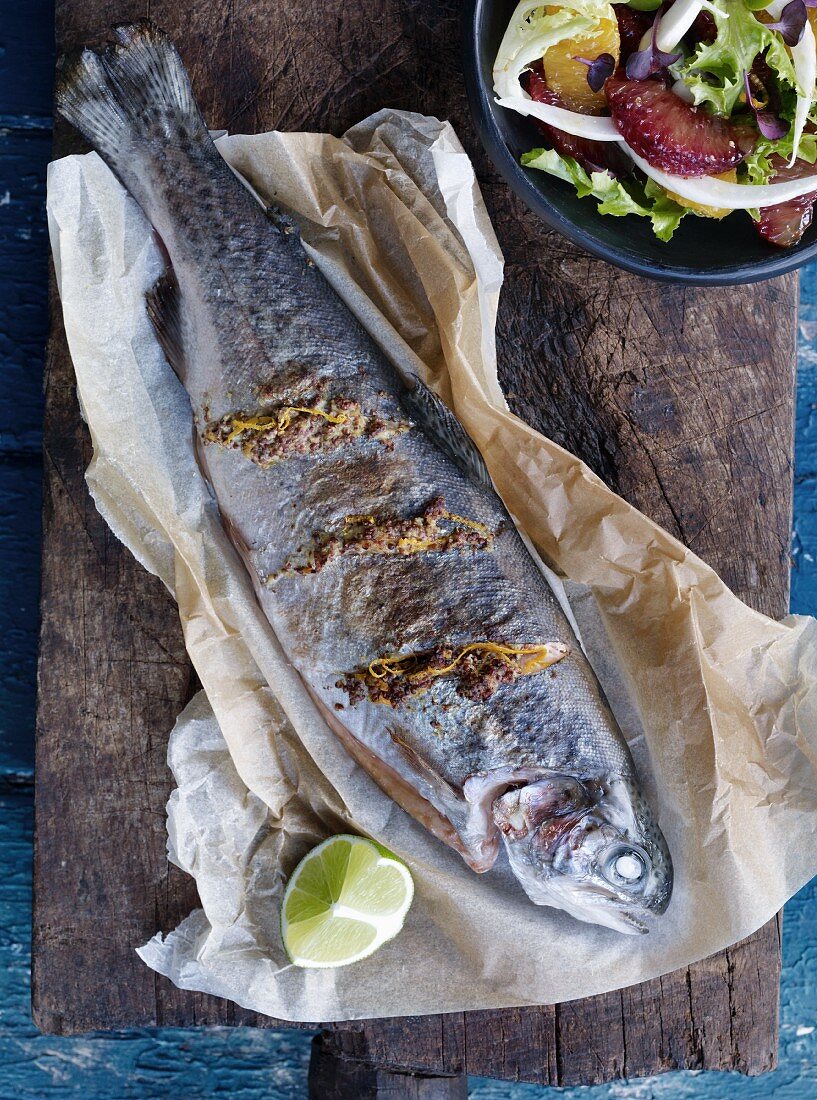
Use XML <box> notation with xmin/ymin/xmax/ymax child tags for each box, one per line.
<box><xmin>56</xmin><ymin>21</ymin><xmax>672</xmax><ymax>934</ymax></box>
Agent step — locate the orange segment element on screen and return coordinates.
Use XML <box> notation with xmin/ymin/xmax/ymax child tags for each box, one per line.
<box><xmin>665</xmin><ymin>170</ymin><xmax>738</xmax><ymax>219</ymax></box>
<box><xmin>542</xmin><ymin>7</ymin><xmax>620</xmax><ymax>114</ymax></box>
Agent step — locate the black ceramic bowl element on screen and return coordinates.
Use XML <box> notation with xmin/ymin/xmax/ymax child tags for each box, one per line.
<box><xmin>462</xmin><ymin>0</ymin><xmax>817</xmax><ymax>283</ymax></box>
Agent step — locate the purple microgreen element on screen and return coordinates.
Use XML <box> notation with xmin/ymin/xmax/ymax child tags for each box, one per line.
<box><xmin>765</xmin><ymin>0</ymin><xmax>807</xmax><ymax>45</ymax></box>
<box><xmin>573</xmin><ymin>52</ymin><xmax>616</xmax><ymax>92</ymax></box>
<box><xmin>804</xmin><ymin>0</ymin><xmax>817</xmax><ymax>9</ymax></box>
<box><xmin>625</xmin><ymin>15</ymin><xmax>682</xmax><ymax>80</ymax></box>
<box><xmin>743</xmin><ymin>69</ymin><xmax>789</xmax><ymax>139</ymax></box>
<box><xmin>625</xmin><ymin>40</ymin><xmax>682</xmax><ymax>79</ymax></box>
<box><xmin>756</xmin><ymin>110</ymin><xmax>790</xmax><ymax>139</ymax></box>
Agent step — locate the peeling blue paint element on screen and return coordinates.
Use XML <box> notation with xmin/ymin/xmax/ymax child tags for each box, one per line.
<box><xmin>3</xmin><ymin>5</ymin><xmax>817</xmax><ymax>1098</ymax></box>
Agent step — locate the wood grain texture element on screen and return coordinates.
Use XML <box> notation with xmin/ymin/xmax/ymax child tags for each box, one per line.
<box><xmin>34</xmin><ymin>0</ymin><xmax>791</xmax><ymax>1086</ymax></box>
<box><xmin>309</xmin><ymin>1035</ymin><xmax>468</xmax><ymax>1098</ymax></box>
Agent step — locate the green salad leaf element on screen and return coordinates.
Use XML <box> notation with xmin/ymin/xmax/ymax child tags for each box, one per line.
<box><xmin>741</xmin><ymin>130</ymin><xmax>817</xmax><ymax>219</ymax></box>
<box><xmin>522</xmin><ymin>147</ymin><xmax>690</xmax><ymax>240</ymax></box>
<box><xmin>679</xmin><ymin>0</ymin><xmax>798</xmax><ymax>117</ymax></box>
<box><xmin>744</xmin><ymin>130</ymin><xmax>817</xmax><ymax>185</ymax></box>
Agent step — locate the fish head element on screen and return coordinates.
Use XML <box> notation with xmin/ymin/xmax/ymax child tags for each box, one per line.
<box><xmin>493</xmin><ymin>774</ymin><xmax>673</xmax><ymax>934</ymax></box>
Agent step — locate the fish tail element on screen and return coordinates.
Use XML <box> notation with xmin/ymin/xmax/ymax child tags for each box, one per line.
<box><xmin>55</xmin><ymin>21</ymin><xmax>207</xmax><ymax>178</ymax></box>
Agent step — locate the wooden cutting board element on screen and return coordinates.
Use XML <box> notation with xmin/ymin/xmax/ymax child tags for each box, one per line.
<box><xmin>33</xmin><ymin>0</ymin><xmax>792</xmax><ymax>1091</ymax></box>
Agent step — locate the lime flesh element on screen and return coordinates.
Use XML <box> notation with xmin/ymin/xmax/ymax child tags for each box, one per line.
<box><xmin>281</xmin><ymin>834</ymin><xmax>414</xmax><ymax>968</ymax></box>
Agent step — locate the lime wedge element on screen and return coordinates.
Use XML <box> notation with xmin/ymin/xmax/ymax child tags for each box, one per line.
<box><xmin>281</xmin><ymin>834</ymin><xmax>414</xmax><ymax>968</ymax></box>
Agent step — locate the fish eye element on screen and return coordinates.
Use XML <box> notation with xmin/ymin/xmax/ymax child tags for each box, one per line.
<box><xmin>603</xmin><ymin>845</ymin><xmax>647</xmax><ymax>888</ymax></box>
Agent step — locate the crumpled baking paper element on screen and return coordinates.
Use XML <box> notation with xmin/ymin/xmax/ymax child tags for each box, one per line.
<box><xmin>46</xmin><ymin>109</ymin><xmax>817</xmax><ymax>1023</ymax></box>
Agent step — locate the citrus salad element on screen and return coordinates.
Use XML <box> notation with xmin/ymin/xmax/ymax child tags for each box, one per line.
<box><xmin>494</xmin><ymin>0</ymin><xmax>817</xmax><ymax>245</ymax></box>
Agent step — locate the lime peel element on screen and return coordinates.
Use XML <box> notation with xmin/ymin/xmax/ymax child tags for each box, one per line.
<box><xmin>281</xmin><ymin>834</ymin><xmax>414</xmax><ymax>969</ymax></box>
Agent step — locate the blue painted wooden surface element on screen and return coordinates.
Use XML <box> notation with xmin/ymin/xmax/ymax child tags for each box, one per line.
<box><xmin>3</xmin><ymin>5</ymin><xmax>817</xmax><ymax>1096</ymax></box>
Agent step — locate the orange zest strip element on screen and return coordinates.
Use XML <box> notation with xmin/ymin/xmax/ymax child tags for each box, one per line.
<box><xmin>284</xmin><ymin>405</ymin><xmax>348</xmax><ymax>425</ymax></box>
<box><xmin>225</xmin><ymin>405</ymin><xmax>348</xmax><ymax>443</ymax></box>
<box><xmin>367</xmin><ymin>640</ymin><xmax>569</xmax><ymax>683</ymax></box>
<box><xmin>444</xmin><ymin>512</ymin><xmax>491</xmax><ymax>536</ymax></box>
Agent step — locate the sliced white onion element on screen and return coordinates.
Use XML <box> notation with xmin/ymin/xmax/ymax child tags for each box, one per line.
<box><xmin>765</xmin><ymin>0</ymin><xmax>817</xmax><ymax>166</ymax></box>
<box><xmin>628</xmin><ymin>147</ymin><xmax>817</xmax><ymax>207</ymax></box>
<box><xmin>494</xmin><ymin>94</ymin><xmax>625</xmax><ymax>140</ymax></box>
<box><xmin>655</xmin><ymin>0</ymin><xmax>703</xmax><ymax>52</ymax></box>
<box><xmin>492</xmin><ymin>1</ymin><xmax>596</xmax><ymax>101</ymax></box>
<box><xmin>789</xmin><ymin>20</ymin><xmax>816</xmax><ymax>164</ymax></box>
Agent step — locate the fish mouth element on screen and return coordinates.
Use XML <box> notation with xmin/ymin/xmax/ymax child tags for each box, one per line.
<box><xmin>575</xmin><ymin>900</ymin><xmax>652</xmax><ymax>935</ymax></box>
<box><xmin>617</xmin><ymin>910</ymin><xmax>649</xmax><ymax>935</ymax></box>
<box><xmin>564</xmin><ymin>882</ymin><xmax>655</xmax><ymax>935</ymax></box>
<box><xmin>556</xmin><ymin>897</ymin><xmax>651</xmax><ymax>936</ymax></box>
<box><xmin>541</xmin><ymin>879</ymin><xmax>655</xmax><ymax>935</ymax></box>
<box><xmin>583</xmin><ymin>896</ymin><xmax>651</xmax><ymax>935</ymax></box>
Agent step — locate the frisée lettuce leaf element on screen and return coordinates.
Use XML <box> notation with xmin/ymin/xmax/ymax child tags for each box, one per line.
<box><xmin>744</xmin><ymin>129</ymin><xmax>817</xmax><ymax>185</ymax></box>
<box><xmin>493</xmin><ymin>0</ymin><xmax>618</xmax><ymax>101</ymax></box>
<box><xmin>678</xmin><ymin>0</ymin><xmax>798</xmax><ymax>117</ymax></box>
<box><xmin>742</xmin><ymin>128</ymin><xmax>817</xmax><ymax>218</ymax></box>
<box><xmin>522</xmin><ymin>147</ymin><xmax>690</xmax><ymax>240</ymax></box>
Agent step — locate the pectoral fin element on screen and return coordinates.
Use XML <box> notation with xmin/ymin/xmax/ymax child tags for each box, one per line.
<box><xmin>388</xmin><ymin>731</ymin><xmax>499</xmax><ymax>872</ymax></box>
<box><xmin>306</xmin><ymin>685</ymin><xmax>491</xmax><ymax>869</ymax></box>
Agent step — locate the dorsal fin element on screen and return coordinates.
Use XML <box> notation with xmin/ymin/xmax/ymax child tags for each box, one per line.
<box><xmin>387</xmin><ymin>730</ymin><xmax>499</xmax><ymax>873</ymax></box>
<box><xmin>402</xmin><ymin>376</ymin><xmax>494</xmax><ymax>492</ymax></box>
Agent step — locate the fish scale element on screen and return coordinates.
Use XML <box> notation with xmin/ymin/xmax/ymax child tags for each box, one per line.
<box><xmin>56</xmin><ymin>19</ymin><xmax>673</xmax><ymax>933</ymax></box>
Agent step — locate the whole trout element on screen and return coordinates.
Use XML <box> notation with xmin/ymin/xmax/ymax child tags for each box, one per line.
<box><xmin>57</xmin><ymin>22</ymin><xmax>672</xmax><ymax>933</ymax></box>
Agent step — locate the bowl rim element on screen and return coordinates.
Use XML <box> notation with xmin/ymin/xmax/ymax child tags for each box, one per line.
<box><xmin>460</xmin><ymin>0</ymin><xmax>817</xmax><ymax>285</ymax></box>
